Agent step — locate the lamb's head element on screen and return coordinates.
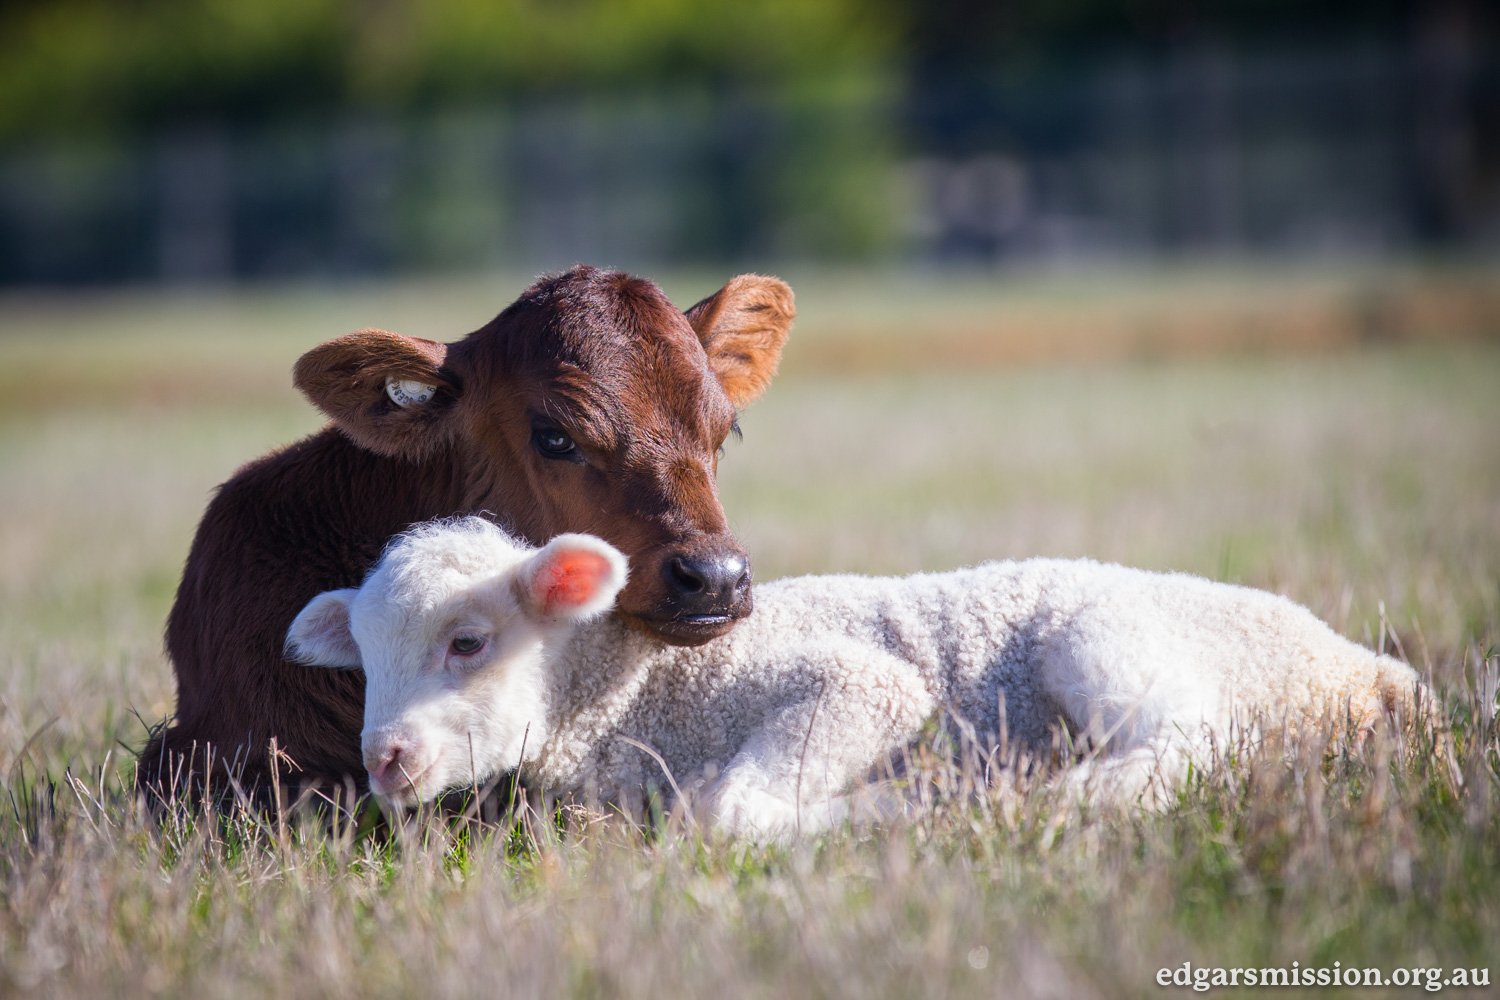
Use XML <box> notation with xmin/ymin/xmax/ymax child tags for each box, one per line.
<box><xmin>285</xmin><ymin>517</ymin><xmax>628</xmax><ymax>806</ymax></box>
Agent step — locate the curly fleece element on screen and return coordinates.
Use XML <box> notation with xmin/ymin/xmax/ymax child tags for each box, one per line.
<box><xmin>304</xmin><ymin>518</ymin><xmax>1425</xmax><ymax>837</ymax></box>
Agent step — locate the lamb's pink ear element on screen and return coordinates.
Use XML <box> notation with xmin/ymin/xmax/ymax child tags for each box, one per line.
<box><xmin>516</xmin><ymin>534</ymin><xmax>628</xmax><ymax>623</ymax></box>
<box><xmin>685</xmin><ymin>275</ymin><xmax>794</xmax><ymax>408</ymax></box>
<box><xmin>293</xmin><ymin>329</ymin><xmax>463</xmax><ymax>460</ymax></box>
<box><xmin>285</xmin><ymin>589</ymin><xmax>363</xmax><ymax>669</ymax></box>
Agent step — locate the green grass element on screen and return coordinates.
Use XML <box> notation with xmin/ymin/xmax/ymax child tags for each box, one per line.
<box><xmin>1</xmin><ymin>265</ymin><xmax>1498</xmax><ymax>997</ymax></box>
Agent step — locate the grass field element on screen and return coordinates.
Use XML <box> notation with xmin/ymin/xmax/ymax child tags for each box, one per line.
<box><xmin>2</xmin><ymin>263</ymin><xmax>1498</xmax><ymax>997</ymax></box>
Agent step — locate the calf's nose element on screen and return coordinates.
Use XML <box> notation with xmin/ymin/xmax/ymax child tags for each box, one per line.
<box><xmin>665</xmin><ymin>551</ymin><xmax>751</xmax><ymax>611</ymax></box>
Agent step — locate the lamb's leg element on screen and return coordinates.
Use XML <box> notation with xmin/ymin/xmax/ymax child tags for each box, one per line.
<box><xmin>1051</xmin><ymin>739</ymin><xmax>1196</xmax><ymax>809</ymax></box>
<box><xmin>1037</xmin><ymin>609</ymin><xmax>1220</xmax><ymax>805</ymax></box>
<box><xmin>706</xmin><ymin>645</ymin><xmax>934</xmax><ymax>840</ymax></box>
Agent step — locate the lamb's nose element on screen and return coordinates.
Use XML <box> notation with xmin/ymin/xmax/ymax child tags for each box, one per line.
<box><xmin>365</xmin><ymin>742</ymin><xmax>410</xmax><ymax>789</ymax></box>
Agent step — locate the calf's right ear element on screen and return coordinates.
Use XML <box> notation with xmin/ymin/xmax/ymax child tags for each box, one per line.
<box><xmin>294</xmin><ymin>329</ymin><xmax>461</xmax><ymax>461</ymax></box>
<box><xmin>285</xmin><ymin>589</ymin><xmax>363</xmax><ymax>669</ymax></box>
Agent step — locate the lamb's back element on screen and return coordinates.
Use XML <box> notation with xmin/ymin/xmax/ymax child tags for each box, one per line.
<box><xmin>531</xmin><ymin>557</ymin><xmax>1419</xmax><ymax>808</ymax></box>
<box><xmin>717</xmin><ymin>560</ymin><xmax>1094</xmax><ymax>749</ymax></box>
<box><xmin>540</xmin><ymin>559</ymin><xmax>1131</xmax><ymax>790</ymax></box>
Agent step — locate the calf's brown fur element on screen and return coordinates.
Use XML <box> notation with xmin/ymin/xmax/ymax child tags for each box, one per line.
<box><xmin>139</xmin><ymin>266</ymin><xmax>793</xmax><ymax>801</ymax></box>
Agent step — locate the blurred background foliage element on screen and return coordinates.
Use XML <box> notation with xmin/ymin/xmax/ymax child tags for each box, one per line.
<box><xmin>0</xmin><ymin>0</ymin><xmax>893</xmax><ymax>134</ymax></box>
<box><xmin>0</xmin><ymin>0</ymin><xmax>1496</xmax><ymax>283</ymax></box>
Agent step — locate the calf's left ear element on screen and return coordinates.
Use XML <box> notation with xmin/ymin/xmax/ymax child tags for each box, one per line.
<box><xmin>685</xmin><ymin>275</ymin><xmax>795</xmax><ymax>408</ymax></box>
<box><xmin>516</xmin><ymin>534</ymin><xmax>629</xmax><ymax>623</ymax></box>
<box><xmin>285</xmin><ymin>589</ymin><xmax>363</xmax><ymax>669</ymax></box>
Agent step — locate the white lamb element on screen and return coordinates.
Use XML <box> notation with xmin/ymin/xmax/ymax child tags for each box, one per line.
<box><xmin>285</xmin><ymin>517</ymin><xmax>1424</xmax><ymax>838</ymax></box>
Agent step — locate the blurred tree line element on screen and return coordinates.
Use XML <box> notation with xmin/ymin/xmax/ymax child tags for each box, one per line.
<box><xmin>0</xmin><ymin>0</ymin><xmax>1448</xmax><ymax>141</ymax></box>
<box><xmin>0</xmin><ymin>0</ymin><xmax>894</xmax><ymax>138</ymax></box>
<box><xmin>0</xmin><ymin>0</ymin><xmax>1494</xmax><ymax>283</ymax></box>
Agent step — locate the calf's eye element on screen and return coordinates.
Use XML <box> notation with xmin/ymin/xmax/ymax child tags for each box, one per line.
<box><xmin>716</xmin><ymin>419</ymin><xmax>743</xmax><ymax>459</ymax></box>
<box><xmin>450</xmin><ymin>635</ymin><xmax>486</xmax><ymax>656</ymax></box>
<box><xmin>532</xmin><ymin>426</ymin><xmax>577</xmax><ymax>459</ymax></box>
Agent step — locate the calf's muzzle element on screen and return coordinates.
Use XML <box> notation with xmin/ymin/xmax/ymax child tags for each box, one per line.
<box><xmin>629</xmin><ymin>539</ymin><xmax>753</xmax><ymax>645</ymax></box>
<box><xmin>667</xmin><ymin>549</ymin><xmax>750</xmax><ymax>610</ymax></box>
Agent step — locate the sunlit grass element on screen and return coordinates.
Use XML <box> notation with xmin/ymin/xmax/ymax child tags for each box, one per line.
<box><xmin>1</xmin><ymin>266</ymin><xmax>1497</xmax><ymax>997</ymax></box>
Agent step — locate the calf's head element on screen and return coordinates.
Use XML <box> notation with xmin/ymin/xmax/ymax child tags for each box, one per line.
<box><xmin>293</xmin><ymin>266</ymin><xmax>792</xmax><ymax>644</ymax></box>
<box><xmin>286</xmin><ymin>518</ymin><xmax>629</xmax><ymax>806</ymax></box>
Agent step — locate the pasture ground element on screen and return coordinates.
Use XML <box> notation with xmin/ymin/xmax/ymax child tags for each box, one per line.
<box><xmin>1</xmin><ymin>262</ymin><xmax>1498</xmax><ymax>998</ymax></box>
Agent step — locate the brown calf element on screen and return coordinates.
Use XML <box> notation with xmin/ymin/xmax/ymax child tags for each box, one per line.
<box><xmin>138</xmin><ymin>266</ymin><xmax>794</xmax><ymax>801</ymax></box>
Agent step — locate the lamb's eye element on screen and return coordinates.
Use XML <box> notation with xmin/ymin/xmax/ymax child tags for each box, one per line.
<box><xmin>450</xmin><ymin>634</ymin><xmax>486</xmax><ymax>656</ymax></box>
<box><xmin>532</xmin><ymin>426</ymin><xmax>577</xmax><ymax>459</ymax></box>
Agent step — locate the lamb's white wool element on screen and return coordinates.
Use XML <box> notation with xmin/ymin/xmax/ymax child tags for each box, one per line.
<box><xmin>288</xmin><ymin>517</ymin><xmax>1425</xmax><ymax>835</ymax></box>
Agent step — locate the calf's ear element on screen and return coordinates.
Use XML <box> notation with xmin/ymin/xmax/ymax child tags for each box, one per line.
<box><xmin>285</xmin><ymin>589</ymin><xmax>363</xmax><ymax>669</ymax></box>
<box><xmin>685</xmin><ymin>275</ymin><xmax>794</xmax><ymax>408</ymax></box>
<box><xmin>516</xmin><ymin>534</ymin><xmax>629</xmax><ymax>624</ymax></box>
<box><xmin>294</xmin><ymin>329</ymin><xmax>461</xmax><ymax>460</ymax></box>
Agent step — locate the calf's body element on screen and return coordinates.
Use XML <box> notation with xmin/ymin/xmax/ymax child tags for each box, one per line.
<box><xmin>141</xmin><ymin>267</ymin><xmax>794</xmax><ymax>800</ymax></box>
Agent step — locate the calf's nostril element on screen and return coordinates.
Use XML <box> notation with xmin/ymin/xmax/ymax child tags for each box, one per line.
<box><xmin>724</xmin><ymin>555</ymin><xmax>750</xmax><ymax>590</ymax></box>
<box><xmin>668</xmin><ymin>556</ymin><xmax>708</xmax><ymax>595</ymax></box>
<box><xmin>731</xmin><ymin>558</ymin><xmax>752</xmax><ymax>594</ymax></box>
